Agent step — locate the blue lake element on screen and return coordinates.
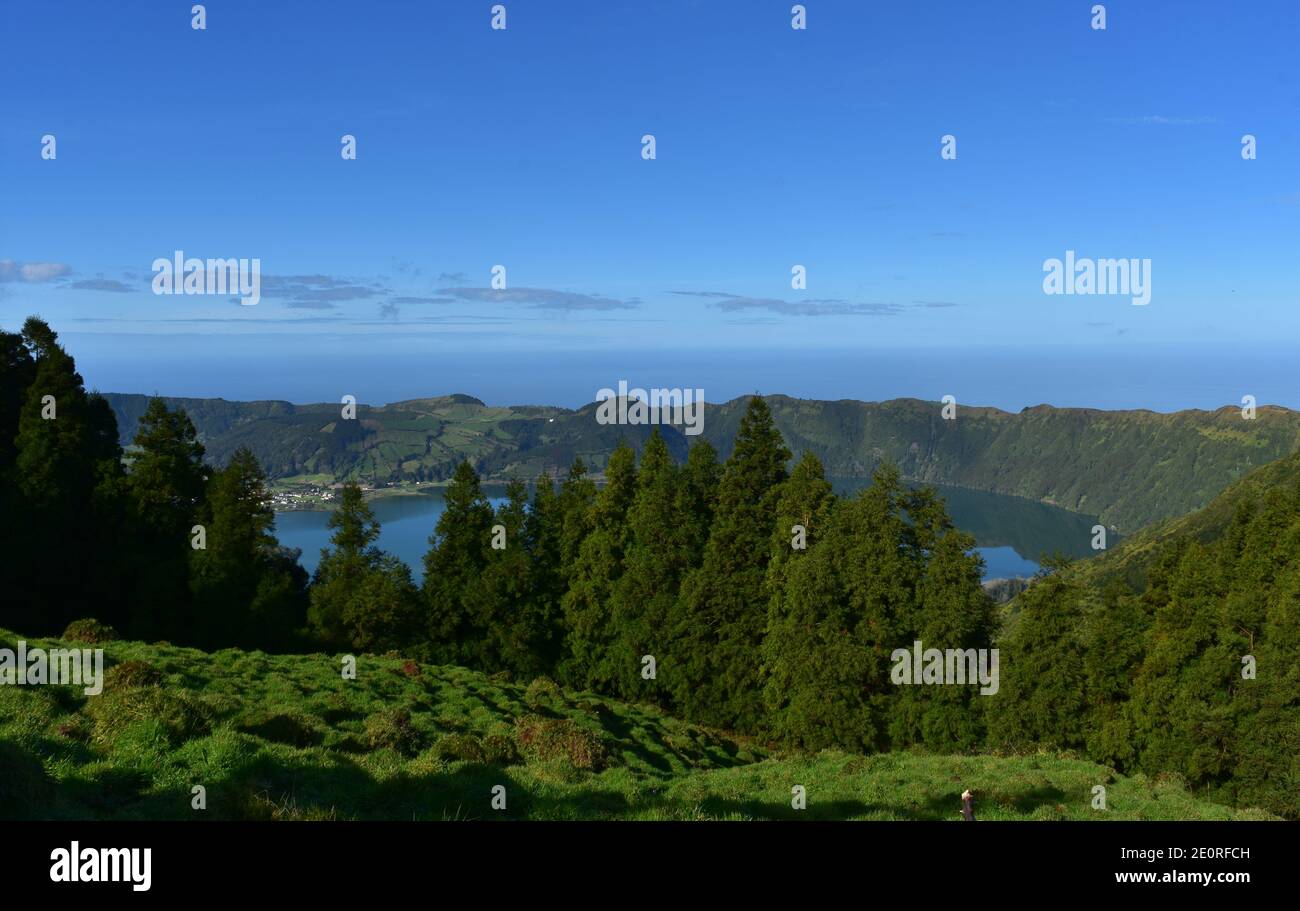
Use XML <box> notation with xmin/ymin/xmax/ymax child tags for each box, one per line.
<box><xmin>274</xmin><ymin>491</ymin><xmax>508</xmax><ymax>583</ymax></box>
<box><xmin>275</xmin><ymin>481</ymin><xmax>1104</xmax><ymax>583</ymax></box>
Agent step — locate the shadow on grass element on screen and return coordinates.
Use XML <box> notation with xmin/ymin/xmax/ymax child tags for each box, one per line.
<box><xmin>19</xmin><ymin>735</ymin><xmax>1075</xmax><ymax>822</ymax></box>
<box><xmin>921</xmin><ymin>784</ymin><xmax>1067</xmax><ymax>820</ymax></box>
<box><xmin>592</xmin><ymin>709</ymin><xmax>675</xmax><ymax>774</ymax></box>
<box><xmin>695</xmin><ymin>795</ymin><xmax>879</xmax><ymax>820</ymax></box>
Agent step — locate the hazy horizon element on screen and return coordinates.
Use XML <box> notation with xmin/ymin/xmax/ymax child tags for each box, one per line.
<box><xmin>70</xmin><ymin>340</ymin><xmax>1300</xmax><ymax>414</ymax></box>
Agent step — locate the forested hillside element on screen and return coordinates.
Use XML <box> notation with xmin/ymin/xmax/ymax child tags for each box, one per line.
<box><xmin>994</xmin><ymin>450</ymin><xmax>1300</xmax><ymax>818</ymax></box>
<box><xmin>105</xmin><ymin>392</ymin><xmax>1300</xmax><ymax>531</ymax></box>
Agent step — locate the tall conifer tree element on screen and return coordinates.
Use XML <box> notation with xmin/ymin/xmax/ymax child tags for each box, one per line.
<box><xmin>560</xmin><ymin>442</ymin><xmax>637</xmax><ymax>691</ymax></box>
<box><xmin>670</xmin><ymin>396</ymin><xmax>790</xmax><ymax>731</ymax></box>
<box><xmin>190</xmin><ymin>447</ymin><xmax>306</xmax><ymax>650</ymax></box>
<box><xmin>609</xmin><ymin>431</ymin><xmax>690</xmax><ymax>702</ymax></box>
<box><xmin>986</xmin><ymin>557</ymin><xmax>1087</xmax><ymax>750</ymax></box>
<box><xmin>11</xmin><ymin>318</ymin><xmax>125</xmax><ymax>633</ymax></box>
<box><xmin>423</xmin><ymin>460</ymin><xmax>494</xmax><ymax>664</ymax></box>
<box><xmin>761</xmin><ymin>450</ymin><xmax>836</xmax><ymax>738</ymax></box>
<box><xmin>125</xmin><ymin>398</ymin><xmax>209</xmax><ymax>639</ymax></box>
<box><xmin>309</xmin><ymin>483</ymin><xmax>418</xmax><ymax>653</ymax></box>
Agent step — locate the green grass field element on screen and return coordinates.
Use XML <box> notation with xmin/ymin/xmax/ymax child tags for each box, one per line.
<box><xmin>0</xmin><ymin>628</ymin><xmax>1274</xmax><ymax>821</ymax></box>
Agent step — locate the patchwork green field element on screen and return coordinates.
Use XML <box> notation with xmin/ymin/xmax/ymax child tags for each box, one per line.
<box><xmin>0</xmin><ymin>628</ymin><xmax>1273</xmax><ymax>821</ymax></box>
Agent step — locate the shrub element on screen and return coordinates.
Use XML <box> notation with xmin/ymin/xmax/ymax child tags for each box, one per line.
<box><xmin>364</xmin><ymin>708</ymin><xmax>421</xmax><ymax>755</ymax></box>
<box><xmin>62</xmin><ymin>618</ymin><xmax>120</xmax><ymax>644</ymax></box>
<box><xmin>401</xmin><ymin>660</ymin><xmax>421</xmax><ymax>678</ymax></box>
<box><xmin>84</xmin><ymin>687</ymin><xmax>214</xmax><ymax>747</ymax></box>
<box><xmin>482</xmin><ymin>733</ymin><xmax>520</xmax><ymax>765</ymax></box>
<box><xmin>103</xmin><ymin>660</ymin><xmax>164</xmax><ymax>689</ymax></box>
<box><xmin>514</xmin><ymin>715</ymin><xmax>610</xmax><ymax>770</ymax></box>
<box><xmin>431</xmin><ymin>732</ymin><xmax>485</xmax><ymax>763</ymax></box>
<box><xmin>524</xmin><ymin>676</ymin><xmax>562</xmax><ymax>710</ymax></box>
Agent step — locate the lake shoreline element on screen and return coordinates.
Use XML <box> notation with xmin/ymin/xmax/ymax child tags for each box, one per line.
<box><xmin>273</xmin><ymin>484</ymin><xmax>1061</xmax><ymax>584</ymax></box>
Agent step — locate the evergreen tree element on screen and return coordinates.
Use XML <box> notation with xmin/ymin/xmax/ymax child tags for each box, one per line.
<box><xmin>522</xmin><ymin>473</ymin><xmax>565</xmax><ymax>673</ymax></box>
<box><xmin>471</xmin><ymin>479</ymin><xmax>549</xmax><ymax>676</ymax></box>
<box><xmin>10</xmin><ymin>318</ymin><xmax>125</xmax><ymax>634</ymax></box>
<box><xmin>764</xmin><ymin>450</ymin><xmax>835</xmax><ymax>593</ymax></box>
<box><xmin>335</xmin><ymin>554</ymin><xmax>419</xmax><ymax>655</ymax></box>
<box><xmin>887</xmin><ymin>520</ymin><xmax>997</xmax><ymax>753</ymax></box>
<box><xmin>190</xmin><ymin>447</ymin><xmax>306</xmax><ymax>650</ymax></box>
<box><xmin>557</xmin><ymin>457</ymin><xmax>598</xmax><ymax>584</ymax></box>
<box><xmin>670</xmin><ymin>396</ymin><xmax>790</xmax><ymax>731</ymax></box>
<box><xmin>423</xmin><ymin>460</ymin><xmax>494</xmax><ymax>664</ymax></box>
<box><xmin>124</xmin><ymin>398</ymin><xmax>209</xmax><ymax>639</ymax></box>
<box><xmin>0</xmin><ymin>328</ymin><xmax>35</xmax><ymax>472</ymax></box>
<box><xmin>308</xmin><ymin>483</ymin><xmax>418</xmax><ymax>653</ymax></box>
<box><xmin>0</xmin><ymin>329</ymin><xmax>35</xmax><ymax>634</ymax></box>
<box><xmin>763</xmin><ymin>464</ymin><xmax>919</xmax><ymax>751</ymax></box>
<box><xmin>559</xmin><ymin>442</ymin><xmax>637</xmax><ymax>691</ymax></box>
<box><xmin>675</xmin><ymin>439</ymin><xmax>721</xmax><ymax>560</ymax></box>
<box><xmin>1126</xmin><ymin>537</ymin><xmax>1242</xmax><ymax>795</ymax></box>
<box><xmin>1081</xmin><ymin>578</ymin><xmax>1147</xmax><ymax>767</ymax></box>
<box><xmin>986</xmin><ymin>557</ymin><xmax>1087</xmax><ymax>750</ymax></box>
<box><xmin>249</xmin><ymin>544</ymin><xmax>313</xmax><ymax>651</ymax></box>
<box><xmin>608</xmin><ymin>431</ymin><xmax>690</xmax><ymax>702</ymax></box>
<box><xmin>760</xmin><ymin>450</ymin><xmax>836</xmax><ymax>740</ymax></box>
<box><xmin>1235</xmin><ymin>534</ymin><xmax>1300</xmax><ymax>817</ymax></box>
<box><xmin>760</xmin><ymin>494</ymin><xmax>875</xmax><ymax>751</ymax></box>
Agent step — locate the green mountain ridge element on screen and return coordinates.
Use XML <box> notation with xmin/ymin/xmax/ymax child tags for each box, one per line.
<box><xmin>103</xmin><ymin>392</ymin><xmax>1300</xmax><ymax>532</ymax></box>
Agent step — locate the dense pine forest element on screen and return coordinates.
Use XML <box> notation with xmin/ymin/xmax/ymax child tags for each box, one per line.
<box><xmin>2</xmin><ymin>317</ymin><xmax>1296</xmax><ymax>818</ymax></box>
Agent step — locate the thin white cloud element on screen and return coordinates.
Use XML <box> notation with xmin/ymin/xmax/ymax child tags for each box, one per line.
<box><xmin>439</xmin><ymin>287</ymin><xmax>638</xmax><ymax>311</ymax></box>
<box><xmin>1106</xmin><ymin>115</ymin><xmax>1219</xmax><ymax>126</ymax></box>
<box><xmin>0</xmin><ymin>259</ymin><xmax>72</xmax><ymax>283</ymax></box>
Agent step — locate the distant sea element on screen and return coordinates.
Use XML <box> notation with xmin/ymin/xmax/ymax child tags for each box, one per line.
<box><xmin>71</xmin><ymin>341</ymin><xmax>1300</xmax><ymax>414</ymax></box>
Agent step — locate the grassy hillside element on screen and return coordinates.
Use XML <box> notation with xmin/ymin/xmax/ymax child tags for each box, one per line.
<box><xmin>104</xmin><ymin>392</ymin><xmax>1300</xmax><ymax>532</ymax></box>
<box><xmin>0</xmin><ymin>629</ymin><xmax>1270</xmax><ymax>821</ymax></box>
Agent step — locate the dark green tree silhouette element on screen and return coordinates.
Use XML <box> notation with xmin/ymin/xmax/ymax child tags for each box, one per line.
<box><xmin>309</xmin><ymin>483</ymin><xmax>418</xmax><ymax>653</ymax></box>
<box><xmin>423</xmin><ymin>460</ymin><xmax>494</xmax><ymax>663</ymax></box>
<box><xmin>124</xmin><ymin>398</ymin><xmax>208</xmax><ymax>639</ymax></box>
<box><xmin>560</xmin><ymin>442</ymin><xmax>636</xmax><ymax>691</ymax></box>
<box><xmin>670</xmin><ymin>396</ymin><xmax>790</xmax><ymax>731</ymax></box>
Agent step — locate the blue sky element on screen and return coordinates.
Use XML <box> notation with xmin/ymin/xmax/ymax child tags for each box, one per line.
<box><xmin>2</xmin><ymin>1</ymin><xmax>1298</xmax><ymax>408</ymax></box>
